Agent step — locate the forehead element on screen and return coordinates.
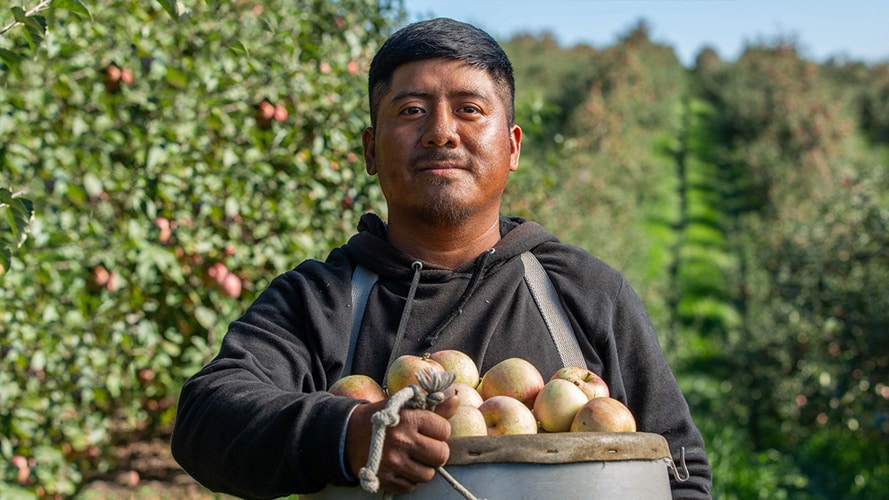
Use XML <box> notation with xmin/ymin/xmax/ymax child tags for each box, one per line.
<box><xmin>385</xmin><ymin>58</ymin><xmax>499</xmax><ymax>100</ymax></box>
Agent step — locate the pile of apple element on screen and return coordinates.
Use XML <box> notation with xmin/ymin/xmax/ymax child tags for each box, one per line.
<box><xmin>329</xmin><ymin>350</ymin><xmax>636</xmax><ymax>437</ymax></box>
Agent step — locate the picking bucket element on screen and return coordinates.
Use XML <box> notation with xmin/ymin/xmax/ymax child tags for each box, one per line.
<box><xmin>307</xmin><ymin>432</ymin><xmax>674</xmax><ymax>499</ymax></box>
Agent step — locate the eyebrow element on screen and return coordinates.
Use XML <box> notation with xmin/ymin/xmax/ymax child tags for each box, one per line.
<box><xmin>388</xmin><ymin>89</ymin><xmax>490</xmax><ymax>105</ymax></box>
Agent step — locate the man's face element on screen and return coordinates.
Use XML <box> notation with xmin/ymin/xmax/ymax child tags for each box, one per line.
<box><xmin>362</xmin><ymin>58</ymin><xmax>522</xmax><ymax>227</ymax></box>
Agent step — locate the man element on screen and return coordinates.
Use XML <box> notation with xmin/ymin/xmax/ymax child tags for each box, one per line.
<box><xmin>171</xmin><ymin>18</ymin><xmax>712</xmax><ymax>499</ymax></box>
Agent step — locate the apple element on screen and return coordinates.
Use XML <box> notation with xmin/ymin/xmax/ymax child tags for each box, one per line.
<box><xmin>533</xmin><ymin>379</ymin><xmax>590</xmax><ymax>433</ymax></box>
<box><xmin>385</xmin><ymin>354</ymin><xmax>445</xmax><ymax>396</ymax></box>
<box><xmin>570</xmin><ymin>397</ymin><xmax>637</xmax><ymax>433</ymax></box>
<box><xmin>274</xmin><ymin>104</ymin><xmax>288</xmax><ymax>122</ymax></box>
<box><xmin>255</xmin><ymin>100</ymin><xmax>276</xmax><ymax>129</ymax></box>
<box><xmin>428</xmin><ymin>349</ymin><xmax>480</xmax><ymax>388</ymax></box>
<box><xmin>478</xmin><ymin>358</ymin><xmax>544</xmax><ymax>408</ymax></box>
<box><xmin>550</xmin><ymin>366</ymin><xmax>610</xmax><ymax>399</ymax></box>
<box><xmin>329</xmin><ymin>374</ymin><xmax>387</xmax><ymax>403</ymax></box>
<box><xmin>478</xmin><ymin>395</ymin><xmax>539</xmax><ymax>435</ymax></box>
<box><xmin>448</xmin><ymin>405</ymin><xmax>488</xmax><ymax>437</ymax></box>
<box><xmin>444</xmin><ymin>382</ymin><xmax>484</xmax><ymax>408</ymax></box>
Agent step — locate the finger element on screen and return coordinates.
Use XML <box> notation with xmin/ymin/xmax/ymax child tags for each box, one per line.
<box><xmin>403</xmin><ymin>408</ymin><xmax>452</xmax><ymax>442</ymax></box>
<box><xmin>378</xmin><ymin>471</ymin><xmax>425</xmax><ymax>495</ymax></box>
<box><xmin>383</xmin><ymin>411</ymin><xmax>450</xmax><ymax>467</ymax></box>
<box><xmin>408</xmin><ymin>433</ymin><xmax>450</xmax><ymax>468</ymax></box>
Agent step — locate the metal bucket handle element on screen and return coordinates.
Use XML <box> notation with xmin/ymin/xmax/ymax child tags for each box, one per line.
<box><xmin>665</xmin><ymin>446</ymin><xmax>690</xmax><ymax>482</ymax></box>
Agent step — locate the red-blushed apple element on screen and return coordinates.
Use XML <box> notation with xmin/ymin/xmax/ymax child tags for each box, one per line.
<box><xmin>570</xmin><ymin>397</ymin><xmax>637</xmax><ymax>433</ymax></box>
<box><xmin>274</xmin><ymin>104</ymin><xmax>288</xmax><ymax>122</ymax></box>
<box><xmin>255</xmin><ymin>100</ymin><xmax>276</xmax><ymax>129</ymax></box>
<box><xmin>12</xmin><ymin>455</ymin><xmax>29</xmax><ymax>485</ymax></box>
<box><xmin>533</xmin><ymin>378</ymin><xmax>590</xmax><ymax>433</ymax></box>
<box><xmin>428</xmin><ymin>349</ymin><xmax>480</xmax><ymax>388</ymax></box>
<box><xmin>448</xmin><ymin>405</ymin><xmax>488</xmax><ymax>437</ymax></box>
<box><xmin>478</xmin><ymin>358</ymin><xmax>544</xmax><ymax>408</ymax></box>
<box><xmin>549</xmin><ymin>366</ymin><xmax>610</xmax><ymax>399</ymax></box>
<box><xmin>444</xmin><ymin>382</ymin><xmax>484</xmax><ymax>408</ymax></box>
<box><xmin>478</xmin><ymin>395</ymin><xmax>539</xmax><ymax>435</ymax></box>
<box><xmin>329</xmin><ymin>374</ymin><xmax>387</xmax><ymax>403</ymax></box>
<box><xmin>385</xmin><ymin>354</ymin><xmax>446</xmax><ymax>396</ymax></box>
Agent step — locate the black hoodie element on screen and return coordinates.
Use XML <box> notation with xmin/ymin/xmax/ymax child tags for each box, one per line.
<box><xmin>171</xmin><ymin>213</ymin><xmax>712</xmax><ymax>499</ymax></box>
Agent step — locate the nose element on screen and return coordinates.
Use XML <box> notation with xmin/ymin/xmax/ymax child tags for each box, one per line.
<box><xmin>421</xmin><ymin>107</ymin><xmax>459</xmax><ymax>148</ymax></box>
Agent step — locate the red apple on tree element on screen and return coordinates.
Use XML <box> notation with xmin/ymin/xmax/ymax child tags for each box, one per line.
<box><xmin>329</xmin><ymin>374</ymin><xmax>387</xmax><ymax>403</ymax></box>
<box><xmin>428</xmin><ymin>349</ymin><xmax>480</xmax><ymax>388</ymax></box>
<box><xmin>533</xmin><ymin>378</ymin><xmax>590</xmax><ymax>433</ymax></box>
<box><xmin>570</xmin><ymin>397</ymin><xmax>637</xmax><ymax>433</ymax></box>
<box><xmin>478</xmin><ymin>357</ymin><xmax>544</xmax><ymax>408</ymax></box>
<box><xmin>385</xmin><ymin>354</ymin><xmax>445</xmax><ymax>396</ymax></box>
<box><xmin>549</xmin><ymin>366</ymin><xmax>610</xmax><ymax>399</ymax></box>
<box><xmin>478</xmin><ymin>395</ymin><xmax>539</xmax><ymax>435</ymax></box>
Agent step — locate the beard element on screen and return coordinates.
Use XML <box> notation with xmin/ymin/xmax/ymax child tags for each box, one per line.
<box><xmin>414</xmin><ymin>177</ymin><xmax>474</xmax><ymax>227</ymax></box>
<box><xmin>407</xmin><ymin>149</ymin><xmax>476</xmax><ymax>227</ymax></box>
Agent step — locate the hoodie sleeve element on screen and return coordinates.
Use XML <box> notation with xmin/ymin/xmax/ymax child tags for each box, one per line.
<box><xmin>170</xmin><ymin>266</ymin><xmax>360</xmax><ymax>499</ymax></box>
<box><xmin>608</xmin><ymin>278</ymin><xmax>713</xmax><ymax>499</ymax></box>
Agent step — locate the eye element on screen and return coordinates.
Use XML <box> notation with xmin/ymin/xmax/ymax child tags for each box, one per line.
<box><xmin>457</xmin><ymin>105</ymin><xmax>481</xmax><ymax>114</ymax></box>
<box><xmin>400</xmin><ymin>106</ymin><xmax>424</xmax><ymax>116</ymax></box>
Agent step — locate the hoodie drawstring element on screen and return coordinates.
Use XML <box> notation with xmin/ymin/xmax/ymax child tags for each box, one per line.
<box><xmin>384</xmin><ymin>249</ymin><xmax>495</xmax><ymax>376</ymax></box>
<box><xmin>385</xmin><ymin>260</ymin><xmax>424</xmax><ymax>371</ymax></box>
<box><xmin>423</xmin><ymin>248</ymin><xmax>495</xmax><ymax>347</ymax></box>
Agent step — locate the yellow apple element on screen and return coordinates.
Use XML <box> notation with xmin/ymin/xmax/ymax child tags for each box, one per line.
<box><xmin>570</xmin><ymin>397</ymin><xmax>637</xmax><ymax>433</ymax></box>
<box><xmin>478</xmin><ymin>395</ymin><xmax>539</xmax><ymax>435</ymax></box>
<box><xmin>448</xmin><ymin>405</ymin><xmax>488</xmax><ymax>437</ymax></box>
<box><xmin>478</xmin><ymin>358</ymin><xmax>544</xmax><ymax>408</ymax></box>
<box><xmin>385</xmin><ymin>354</ymin><xmax>445</xmax><ymax>396</ymax></box>
<box><xmin>533</xmin><ymin>378</ymin><xmax>590</xmax><ymax>433</ymax></box>
<box><xmin>329</xmin><ymin>374</ymin><xmax>387</xmax><ymax>403</ymax></box>
<box><xmin>428</xmin><ymin>349</ymin><xmax>480</xmax><ymax>388</ymax></box>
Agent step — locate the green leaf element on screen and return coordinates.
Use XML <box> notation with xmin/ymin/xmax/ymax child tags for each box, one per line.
<box><xmin>1</xmin><ymin>188</ymin><xmax>34</xmax><ymax>249</ymax></box>
<box><xmin>229</xmin><ymin>40</ymin><xmax>249</xmax><ymax>57</ymax></box>
<box><xmin>0</xmin><ymin>48</ymin><xmax>25</xmax><ymax>71</ymax></box>
<box><xmin>11</xmin><ymin>7</ymin><xmax>47</xmax><ymax>52</ymax></box>
<box><xmin>0</xmin><ymin>246</ymin><xmax>9</xmax><ymax>275</ymax></box>
<box><xmin>54</xmin><ymin>0</ymin><xmax>93</xmax><ymax>20</ymax></box>
<box><xmin>83</xmin><ymin>172</ymin><xmax>103</xmax><ymax>199</ymax></box>
<box><xmin>164</xmin><ymin>65</ymin><xmax>188</xmax><ymax>88</ymax></box>
<box><xmin>155</xmin><ymin>0</ymin><xmax>189</xmax><ymax>20</ymax></box>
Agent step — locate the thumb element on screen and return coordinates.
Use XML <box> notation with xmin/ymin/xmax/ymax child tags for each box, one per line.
<box><xmin>434</xmin><ymin>395</ymin><xmax>460</xmax><ymax>420</ymax></box>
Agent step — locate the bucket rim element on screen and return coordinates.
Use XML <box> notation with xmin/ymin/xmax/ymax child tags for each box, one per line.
<box><xmin>446</xmin><ymin>431</ymin><xmax>671</xmax><ymax>465</ymax></box>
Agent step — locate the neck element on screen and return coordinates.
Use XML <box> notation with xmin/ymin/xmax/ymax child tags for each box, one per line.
<box><xmin>386</xmin><ymin>214</ymin><xmax>502</xmax><ymax>269</ymax></box>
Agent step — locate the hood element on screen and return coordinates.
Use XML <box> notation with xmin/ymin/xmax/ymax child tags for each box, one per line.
<box><xmin>342</xmin><ymin>212</ymin><xmax>558</xmax><ymax>278</ymax></box>
<box><xmin>340</xmin><ymin>213</ymin><xmax>560</xmax><ymax>362</ymax></box>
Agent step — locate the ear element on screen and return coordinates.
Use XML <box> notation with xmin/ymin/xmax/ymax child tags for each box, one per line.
<box><xmin>362</xmin><ymin>127</ymin><xmax>377</xmax><ymax>175</ymax></box>
<box><xmin>508</xmin><ymin>124</ymin><xmax>522</xmax><ymax>172</ymax></box>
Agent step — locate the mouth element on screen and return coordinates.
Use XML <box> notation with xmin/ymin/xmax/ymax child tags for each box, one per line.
<box><xmin>411</xmin><ymin>152</ymin><xmax>470</xmax><ymax>172</ymax></box>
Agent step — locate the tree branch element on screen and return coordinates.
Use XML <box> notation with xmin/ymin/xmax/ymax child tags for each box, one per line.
<box><xmin>0</xmin><ymin>0</ymin><xmax>54</xmax><ymax>36</ymax></box>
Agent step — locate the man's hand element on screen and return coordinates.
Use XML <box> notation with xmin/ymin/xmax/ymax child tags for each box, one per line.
<box><xmin>345</xmin><ymin>395</ymin><xmax>460</xmax><ymax>494</ymax></box>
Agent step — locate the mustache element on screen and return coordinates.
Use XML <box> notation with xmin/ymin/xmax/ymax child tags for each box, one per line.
<box><xmin>409</xmin><ymin>149</ymin><xmax>470</xmax><ymax>167</ymax></box>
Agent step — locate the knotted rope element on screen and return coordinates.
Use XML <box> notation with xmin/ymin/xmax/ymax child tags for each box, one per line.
<box><xmin>359</xmin><ymin>367</ymin><xmax>484</xmax><ymax>500</ymax></box>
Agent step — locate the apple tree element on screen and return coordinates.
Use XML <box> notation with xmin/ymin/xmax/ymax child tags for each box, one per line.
<box><xmin>1</xmin><ymin>0</ymin><xmax>399</xmax><ymax>495</ymax></box>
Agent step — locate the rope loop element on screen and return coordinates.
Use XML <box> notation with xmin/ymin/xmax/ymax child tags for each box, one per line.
<box><xmin>358</xmin><ymin>368</ymin><xmax>481</xmax><ymax>499</ymax></box>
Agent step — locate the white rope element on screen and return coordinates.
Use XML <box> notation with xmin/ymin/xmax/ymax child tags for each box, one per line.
<box><xmin>359</xmin><ymin>368</ymin><xmax>484</xmax><ymax>500</ymax></box>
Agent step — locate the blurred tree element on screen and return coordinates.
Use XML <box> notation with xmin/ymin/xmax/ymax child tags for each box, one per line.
<box><xmin>0</xmin><ymin>0</ymin><xmax>400</xmax><ymax>495</ymax></box>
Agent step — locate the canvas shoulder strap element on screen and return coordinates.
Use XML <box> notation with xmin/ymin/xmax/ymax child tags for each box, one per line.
<box><xmin>520</xmin><ymin>251</ymin><xmax>586</xmax><ymax>368</ymax></box>
<box><xmin>344</xmin><ymin>264</ymin><xmax>378</xmax><ymax>376</ymax></box>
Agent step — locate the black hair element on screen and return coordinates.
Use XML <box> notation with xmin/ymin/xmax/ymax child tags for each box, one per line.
<box><xmin>367</xmin><ymin>18</ymin><xmax>515</xmax><ymax>127</ymax></box>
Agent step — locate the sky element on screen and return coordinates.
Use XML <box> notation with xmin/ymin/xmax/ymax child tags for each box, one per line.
<box><xmin>402</xmin><ymin>0</ymin><xmax>889</xmax><ymax>66</ymax></box>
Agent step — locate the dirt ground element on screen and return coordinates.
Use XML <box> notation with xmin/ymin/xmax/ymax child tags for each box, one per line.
<box><xmin>76</xmin><ymin>436</ymin><xmax>236</xmax><ymax>500</ymax></box>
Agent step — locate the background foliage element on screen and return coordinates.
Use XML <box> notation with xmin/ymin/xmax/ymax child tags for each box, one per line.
<box><xmin>2</xmin><ymin>1</ymin><xmax>887</xmax><ymax>498</ymax></box>
<box><xmin>1</xmin><ymin>0</ymin><xmax>396</xmax><ymax>496</ymax></box>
